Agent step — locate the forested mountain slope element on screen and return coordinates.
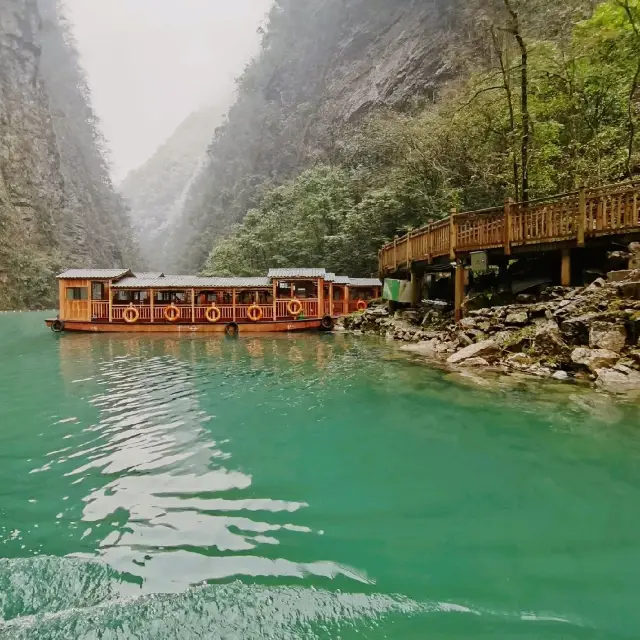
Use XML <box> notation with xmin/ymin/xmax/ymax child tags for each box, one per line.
<box><xmin>120</xmin><ymin>105</ymin><xmax>228</xmax><ymax>271</ymax></box>
<box><xmin>167</xmin><ymin>0</ymin><xmax>457</xmax><ymax>273</ymax></box>
<box><xmin>141</xmin><ymin>0</ymin><xmax>638</xmax><ymax>278</ymax></box>
<box><xmin>0</xmin><ymin>0</ymin><xmax>138</xmax><ymax>309</ymax></box>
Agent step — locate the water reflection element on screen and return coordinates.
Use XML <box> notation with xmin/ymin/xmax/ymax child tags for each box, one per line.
<box><xmin>55</xmin><ymin>333</ymin><xmax>369</xmax><ymax>592</ymax></box>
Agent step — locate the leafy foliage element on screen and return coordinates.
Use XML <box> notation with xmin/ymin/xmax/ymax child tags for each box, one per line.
<box><xmin>203</xmin><ymin>0</ymin><xmax>640</xmax><ymax>277</ymax></box>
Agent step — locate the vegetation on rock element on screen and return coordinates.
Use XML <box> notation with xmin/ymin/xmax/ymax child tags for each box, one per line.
<box><xmin>177</xmin><ymin>0</ymin><xmax>640</xmax><ymax>278</ymax></box>
<box><xmin>0</xmin><ymin>0</ymin><xmax>139</xmax><ymax>309</ymax></box>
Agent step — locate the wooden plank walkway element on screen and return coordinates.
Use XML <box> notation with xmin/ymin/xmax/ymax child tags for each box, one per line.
<box><xmin>379</xmin><ymin>181</ymin><xmax>640</xmax><ymax>274</ymax></box>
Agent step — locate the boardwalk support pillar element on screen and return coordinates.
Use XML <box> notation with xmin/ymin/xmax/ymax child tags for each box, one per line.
<box><xmin>561</xmin><ymin>249</ymin><xmax>571</xmax><ymax>287</ymax></box>
<box><xmin>410</xmin><ymin>265</ymin><xmax>423</xmax><ymax>308</ymax></box>
<box><xmin>454</xmin><ymin>263</ymin><xmax>465</xmax><ymax>323</ymax></box>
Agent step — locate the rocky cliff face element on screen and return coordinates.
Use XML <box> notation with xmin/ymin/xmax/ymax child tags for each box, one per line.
<box><xmin>163</xmin><ymin>0</ymin><xmax>457</xmax><ymax>273</ymax></box>
<box><xmin>120</xmin><ymin>105</ymin><xmax>228</xmax><ymax>271</ymax></box>
<box><xmin>0</xmin><ymin>0</ymin><xmax>138</xmax><ymax>309</ymax></box>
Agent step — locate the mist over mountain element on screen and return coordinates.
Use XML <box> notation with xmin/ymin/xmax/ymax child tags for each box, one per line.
<box><xmin>119</xmin><ymin>104</ymin><xmax>229</xmax><ymax>271</ymax></box>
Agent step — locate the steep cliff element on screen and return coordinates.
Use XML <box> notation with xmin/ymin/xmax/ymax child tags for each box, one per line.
<box><xmin>0</xmin><ymin>0</ymin><xmax>138</xmax><ymax>309</ymax></box>
<box><xmin>165</xmin><ymin>0</ymin><xmax>457</xmax><ymax>273</ymax></box>
<box><xmin>120</xmin><ymin>104</ymin><xmax>228</xmax><ymax>271</ymax></box>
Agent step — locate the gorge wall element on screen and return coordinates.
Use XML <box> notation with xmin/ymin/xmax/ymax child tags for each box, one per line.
<box><xmin>120</xmin><ymin>104</ymin><xmax>229</xmax><ymax>271</ymax></box>
<box><xmin>0</xmin><ymin>0</ymin><xmax>138</xmax><ymax>309</ymax></box>
<box><xmin>162</xmin><ymin>0</ymin><xmax>458</xmax><ymax>273</ymax></box>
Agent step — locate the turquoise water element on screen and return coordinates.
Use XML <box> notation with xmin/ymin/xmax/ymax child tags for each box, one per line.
<box><xmin>1</xmin><ymin>312</ymin><xmax>640</xmax><ymax>638</ymax></box>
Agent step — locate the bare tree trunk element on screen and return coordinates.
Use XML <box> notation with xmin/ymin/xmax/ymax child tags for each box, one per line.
<box><xmin>503</xmin><ymin>0</ymin><xmax>529</xmax><ymax>202</ymax></box>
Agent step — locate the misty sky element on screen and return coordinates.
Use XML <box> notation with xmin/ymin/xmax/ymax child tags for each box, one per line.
<box><xmin>64</xmin><ymin>0</ymin><xmax>273</xmax><ymax>181</ymax></box>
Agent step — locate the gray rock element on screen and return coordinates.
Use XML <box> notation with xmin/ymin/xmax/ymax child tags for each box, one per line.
<box><xmin>447</xmin><ymin>339</ymin><xmax>499</xmax><ymax>365</ymax></box>
<box><xmin>400</xmin><ymin>340</ymin><xmax>438</xmax><ymax>357</ymax></box>
<box><xmin>571</xmin><ymin>348</ymin><xmax>619</xmax><ymax>372</ymax></box>
<box><xmin>458</xmin><ymin>357</ymin><xmax>490</xmax><ymax>368</ymax></box>
<box><xmin>608</xmin><ymin>270</ymin><xmax>633</xmax><ymax>283</ymax></box>
<box><xmin>552</xmin><ymin>370</ymin><xmax>569</xmax><ymax>381</ymax></box>
<box><xmin>506</xmin><ymin>311</ymin><xmax>528</xmax><ymax>325</ymax></box>
<box><xmin>533</xmin><ymin>320</ymin><xmax>570</xmax><ymax>358</ymax></box>
<box><xmin>589</xmin><ymin>322</ymin><xmax>627</xmax><ymax>353</ymax></box>
<box><xmin>586</xmin><ymin>278</ymin><xmax>607</xmax><ymax>291</ymax></box>
<box><xmin>619</xmin><ymin>281</ymin><xmax>640</xmax><ymax>300</ymax></box>
<box><xmin>595</xmin><ymin>367</ymin><xmax>640</xmax><ymax>393</ymax></box>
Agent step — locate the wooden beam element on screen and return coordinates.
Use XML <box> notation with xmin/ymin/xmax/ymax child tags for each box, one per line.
<box><xmin>410</xmin><ymin>266</ymin><xmax>421</xmax><ymax>308</ymax></box>
<box><xmin>317</xmin><ymin>278</ymin><xmax>324</xmax><ymax>319</ymax></box>
<box><xmin>232</xmin><ymin>288</ymin><xmax>236</xmax><ymax>322</ymax></box>
<box><xmin>454</xmin><ymin>263</ymin><xmax>465</xmax><ymax>323</ymax></box>
<box><xmin>272</xmin><ymin>280</ymin><xmax>277</xmax><ymax>321</ymax></box>
<box><xmin>504</xmin><ymin>198</ymin><xmax>513</xmax><ymax>255</ymax></box>
<box><xmin>108</xmin><ymin>280</ymin><xmax>113</xmax><ymax>323</ymax></box>
<box><xmin>449</xmin><ymin>209</ymin><xmax>457</xmax><ymax>260</ymax></box>
<box><xmin>561</xmin><ymin>249</ymin><xmax>571</xmax><ymax>287</ymax></box>
<box><xmin>150</xmin><ymin>289</ymin><xmax>154</xmax><ymax>323</ymax></box>
<box><xmin>329</xmin><ymin>282</ymin><xmax>334</xmax><ymax>316</ymax></box>
<box><xmin>577</xmin><ymin>185</ymin><xmax>586</xmax><ymax>246</ymax></box>
<box><xmin>343</xmin><ymin>286</ymin><xmax>349</xmax><ymax>315</ymax></box>
<box><xmin>191</xmin><ymin>288</ymin><xmax>196</xmax><ymax>324</ymax></box>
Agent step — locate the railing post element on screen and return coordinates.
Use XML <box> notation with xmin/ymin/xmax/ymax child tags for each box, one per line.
<box><xmin>393</xmin><ymin>237</ymin><xmax>398</xmax><ymax>271</ymax></box>
<box><xmin>318</xmin><ymin>278</ymin><xmax>324</xmax><ymax>320</ymax></box>
<box><xmin>449</xmin><ymin>208</ymin><xmax>457</xmax><ymax>260</ymax></box>
<box><xmin>150</xmin><ymin>288</ymin><xmax>154</xmax><ymax>323</ymax></box>
<box><xmin>108</xmin><ymin>280</ymin><xmax>113</xmax><ymax>323</ymax></box>
<box><xmin>232</xmin><ymin>288</ymin><xmax>236</xmax><ymax>322</ymax></box>
<box><xmin>427</xmin><ymin>224</ymin><xmax>433</xmax><ymax>264</ymax></box>
<box><xmin>272</xmin><ymin>280</ymin><xmax>277</xmax><ymax>321</ymax></box>
<box><xmin>504</xmin><ymin>197</ymin><xmax>513</xmax><ymax>256</ymax></box>
<box><xmin>578</xmin><ymin>184</ymin><xmax>586</xmax><ymax>246</ymax></box>
<box><xmin>406</xmin><ymin>232</ymin><xmax>411</xmax><ymax>266</ymax></box>
<box><xmin>191</xmin><ymin>288</ymin><xmax>196</xmax><ymax>323</ymax></box>
<box><xmin>454</xmin><ymin>262</ymin><xmax>465</xmax><ymax>323</ymax></box>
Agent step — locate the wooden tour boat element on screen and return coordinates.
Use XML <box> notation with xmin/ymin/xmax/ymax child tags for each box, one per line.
<box><xmin>45</xmin><ymin>268</ymin><xmax>382</xmax><ymax>334</ymax></box>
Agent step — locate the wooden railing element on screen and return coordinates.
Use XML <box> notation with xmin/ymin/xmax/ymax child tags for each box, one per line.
<box><xmin>379</xmin><ymin>181</ymin><xmax>640</xmax><ymax>273</ymax></box>
<box><xmin>106</xmin><ymin>299</ymin><xmax>328</xmax><ymax>324</ymax></box>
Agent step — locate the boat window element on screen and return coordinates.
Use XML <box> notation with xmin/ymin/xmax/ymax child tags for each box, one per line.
<box><xmin>91</xmin><ymin>282</ymin><xmax>105</xmax><ymax>300</ymax></box>
<box><xmin>66</xmin><ymin>287</ymin><xmax>88</xmax><ymax>301</ymax></box>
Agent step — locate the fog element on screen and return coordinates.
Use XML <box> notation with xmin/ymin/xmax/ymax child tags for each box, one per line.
<box><xmin>64</xmin><ymin>0</ymin><xmax>273</xmax><ymax>181</ymax></box>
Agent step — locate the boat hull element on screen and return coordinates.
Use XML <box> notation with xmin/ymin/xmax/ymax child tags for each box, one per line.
<box><xmin>45</xmin><ymin>318</ymin><xmax>326</xmax><ymax>333</ymax></box>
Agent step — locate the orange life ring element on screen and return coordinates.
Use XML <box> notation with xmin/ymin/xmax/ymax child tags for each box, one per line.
<box><xmin>247</xmin><ymin>304</ymin><xmax>263</xmax><ymax>322</ymax></box>
<box><xmin>123</xmin><ymin>305</ymin><xmax>139</xmax><ymax>324</ymax></box>
<box><xmin>356</xmin><ymin>300</ymin><xmax>367</xmax><ymax>312</ymax></box>
<box><xmin>287</xmin><ymin>298</ymin><xmax>303</xmax><ymax>317</ymax></box>
<box><xmin>164</xmin><ymin>304</ymin><xmax>180</xmax><ymax>323</ymax></box>
<box><xmin>205</xmin><ymin>305</ymin><xmax>221</xmax><ymax>323</ymax></box>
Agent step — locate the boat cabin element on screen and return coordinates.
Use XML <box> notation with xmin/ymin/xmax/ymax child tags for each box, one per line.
<box><xmin>51</xmin><ymin>268</ymin><xmax>382</xmax><ymax>333</ymax></box>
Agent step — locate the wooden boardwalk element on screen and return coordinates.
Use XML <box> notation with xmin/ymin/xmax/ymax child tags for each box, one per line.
<box><xmin>379</xmin><ymin>181</ymin><xmax>640</xmax><ymax>274</ymax></box>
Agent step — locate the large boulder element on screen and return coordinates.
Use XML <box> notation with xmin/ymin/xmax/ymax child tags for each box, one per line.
<box><xmin>560</xmin><ymin>313</ymin><xmax>598</xmax><ymax>345</ymax></box>
<box><xmin>589</xmin><ymin>322</ymin><xmax>627</xmax><ymax>352</ymax></box>
<box><xmin>571</xmin><ymin>348</ymin><xmax>619</xmax><ymax>373</ymax></box>
<box><xmin>595</xmin><ymin>366</ymin><xmax>640</xmax><ymax>394</ymax></box>
<box><xmin>459</xmin><ymin>357</ymin><xmax>490</xmax><ymax>368</ymax></box>
<box><xmin>506</xmin><ymin>311</ymin><xmax>528</xmax><ymax>326</ymax></box>
<box><xmin>447</xmin><ymin>339</ymin><xmax>499</xmax><ymax>365</ymax></box>
<box><xmin>619</xmin><ymin>281</ymin><xmax>640</xmax><ymax>300</ymax></box>
<box><xmin>400</xmin><ymin>340</ymin><xmax>438</xmax><ymax>358</ymax></box>
<box><xmin>532</xmin><ymin>320</ymin><xmax>571</xmax><ymax>359</ymax></box>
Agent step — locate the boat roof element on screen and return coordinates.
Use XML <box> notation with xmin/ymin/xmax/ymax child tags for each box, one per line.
<box><xmin>268</xmin><ymin>268</ymin><xmax>326</xmax><ymax>278</ymax></box>
<box><xmin>349</xmin><ymin>278</ymin><xmax>383</xmax><ymax>287</ymax></box>
<box><xmin>112</xmin><ymin>276</ymin><xmax>271</xmax><ymax>289</ymax></box>
<box><xmin>57</xmin><ymin>268</ymin><xmax>132</xmax><ymax>280</ymax></box>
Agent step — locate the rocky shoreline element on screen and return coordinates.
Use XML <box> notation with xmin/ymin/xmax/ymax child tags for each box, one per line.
<box><xmin>341</xmin><ymin>270</ymin><xmax>640</xmax><ymax>395</ymax></box>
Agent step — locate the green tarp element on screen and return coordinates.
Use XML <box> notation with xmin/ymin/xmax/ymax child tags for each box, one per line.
<box><xmin>382</xmin><ymin>279</ymin><xmax>413</xmax><ymax>303</ymax></box>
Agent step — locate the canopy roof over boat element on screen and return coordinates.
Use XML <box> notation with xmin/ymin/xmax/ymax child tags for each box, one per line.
<box><xmin>58</xmin><ymin>268</ymin><xmax>381</xmax><ymax>289</ymax></box>
<box><xmin>268</xmin><ymin>268</ymin><xmax>326</xmax><ymax>279</ymax></box>
<box><xmin>112</xmin><ymin>276</ymin><xmax>271</xmax><ymax>289</ymax></box>
<box><xmin>57</xmin><ymin>268</ymin><xmax>133</xmax><ymax>280</ymax></box>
